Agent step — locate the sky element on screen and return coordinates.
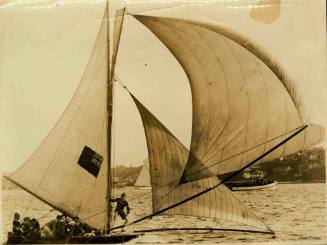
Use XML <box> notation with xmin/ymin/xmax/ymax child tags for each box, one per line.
<box><xmin>0</xmin><ymin>0</ymin><xmax>326</xmax><ymax>172</ymax></box>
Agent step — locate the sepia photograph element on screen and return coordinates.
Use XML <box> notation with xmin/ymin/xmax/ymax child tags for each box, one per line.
<box><xmin>1</xmin><ymin>0</ymin><xmax>326</xmax><ymax>244</ymax></box>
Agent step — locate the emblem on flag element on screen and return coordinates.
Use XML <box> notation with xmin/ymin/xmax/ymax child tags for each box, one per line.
<box><xmin>78</xmin><ymin>146</ymin><xmax>103</xmax><ymax>177</ymax></box>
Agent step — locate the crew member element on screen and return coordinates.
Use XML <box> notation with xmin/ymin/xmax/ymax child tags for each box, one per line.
<box><xmin>110</xmin><ymin>193</ymin><xmax>130</xmax><ymax>231</ymax></box>
<box><xmin>40</xmin><ymin>215</ymin><xmax>61</xmax><ymax>238</ymax></box>
<box><xmin>12</xmin><ymin>213</ymin><xmax>22</xmax><ymax>237</ymax></box>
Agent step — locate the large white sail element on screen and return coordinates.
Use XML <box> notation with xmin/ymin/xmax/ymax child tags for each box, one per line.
<box><xmin>134</xmin><ymin>15</ymin><xmax>324</xmax><ymax>184</ymax></box>
<box><xmin>134</xmin><ymin>160</ymin><xmax>151</xmax><ymax>188</ymax></box>
<box><xmin>131</xmin><ymin>95</ymin><xmax>270</xmax><ymax>232</ymax></box>
<box><xmin>6</xmin><ymin>8</ymin><xmax>109</xmax><ymax>229</ymax></box>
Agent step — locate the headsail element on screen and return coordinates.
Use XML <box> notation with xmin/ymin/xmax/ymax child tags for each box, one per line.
<box><xmin>6</xmin><ymin>7</ymin><xmax>109</xmax><ymax>229</ymax></box>
<box><xmin>110</xmin><ymin>8</ymin><xmax>126</xmax><ymax>82</ymax></box>
<box><xmin>131</xmin><ymin>94</ymin><xmax>270</xmax><ymax>232</ymax></box>
<box><xmin>133</xmin><ymin>15</ymin><xmax>324</xmax><ymax>184</ymax></box>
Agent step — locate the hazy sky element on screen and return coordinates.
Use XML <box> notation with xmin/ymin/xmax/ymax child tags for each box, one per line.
<box><xmin>0</xmin><ymin>0</ymin><xmax>326</xmax><ymax>172</ymax></box>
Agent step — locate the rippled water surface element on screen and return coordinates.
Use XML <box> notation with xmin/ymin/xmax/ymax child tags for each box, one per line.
<box><xmin>2</xmin><ymin>183</ymin><xmax>326</xmax><ymax>244</ymax></box>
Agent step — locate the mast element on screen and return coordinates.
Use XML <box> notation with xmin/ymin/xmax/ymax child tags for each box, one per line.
<box><xmin>105</xmin><ymin>3</ymin><xmax>126</xmax><ymax>233</ymax></box>
<box><xmin>105</xmin><ymin>0</ymin><xmax>113</xmax><ymax>232</ymax></box>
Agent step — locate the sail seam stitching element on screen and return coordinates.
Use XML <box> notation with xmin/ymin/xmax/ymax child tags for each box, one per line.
<box><xmin>225</xmin><ymin>39</ymin><xmax>250</xmax><ymax>172</ymax></box>
<box><xmin>254</xmin><ymin>58</ymin><xmax>269</xmax><ymax>163</ymax></box>
<box><xmin>189</xmin><ymin>24</ymin><xmax>230</xmax><ymax>165</ymax></box>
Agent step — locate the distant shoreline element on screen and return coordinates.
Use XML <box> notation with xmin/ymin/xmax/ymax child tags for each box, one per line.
<box><xmin>2</xmin><ymin>181</ymin><xmax>326</xmax><ymax>191</ymax></box>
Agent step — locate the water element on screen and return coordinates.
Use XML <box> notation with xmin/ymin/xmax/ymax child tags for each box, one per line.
<box><xmin>2</xmin><ymin>183</ymin><xmax>326</xmax><ymax>244</ymax></box>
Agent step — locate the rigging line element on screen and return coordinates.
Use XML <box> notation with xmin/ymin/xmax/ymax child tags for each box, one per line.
<box><xmin>109</xmin><ymin>124</ymin><xmax>307</xmax><ymax>232</ymax></box>
<box><xmin>125</xmin><ymin>3</ymin><xmax>188</xmax><ymax>16</ymax></box>
<box><xmin>24</xmin><ymin>194</ymin><xmax>34</xmax><ymax>217</ymax></box>
<box><xmin>114</xmin><ymin>74</ymin><xmax>130</xmax><ymax>92</ymax></box>
<box><xmin>281</xmin><ymin>98</ymin><xmax>289</xmax><ymax>157</ymax></box>
<box><xmin>112</xmin><ymin>75</ymin><xmax>117</xmax><ymax>198</ymax></box>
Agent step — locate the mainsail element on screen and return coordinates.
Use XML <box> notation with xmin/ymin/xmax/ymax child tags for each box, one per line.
<box><xmin>5</xmin><ymin>7</ymin><xmax>110</xmax><ymax>229</ymax></box>
<box><xmin>131</xmin><ymin>94</ymin><xmax>270</xmax><ymax>232</ymax></box>
<box><xmin>133</xmin><ymin>15</ymin><xmax>324</xmax><ymax>184</ymax></box>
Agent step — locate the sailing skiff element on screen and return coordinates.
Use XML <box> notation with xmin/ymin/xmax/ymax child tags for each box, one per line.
<box><xmin>134</xmin><ymin>160</ymin><xmax>151</xmax><ymax>189</ymax></box>
<box><xmin>4</xmin><ymin>1</ymin><xmax>324</xmax><ymax>244</ymax></box>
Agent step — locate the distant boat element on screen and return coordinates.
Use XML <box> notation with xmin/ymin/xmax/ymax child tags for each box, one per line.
<box><xmin>4</xmin><ymin>0</ymin><xmax>325</xmax><ymax>243</ymax></box>
<box><xmin>226</xmin><ymin>179</ymin><xmax>277</xmax><ymax>191</ymax></box>
<box><xmin>134</xmin><ymin>159</ymin><xmax>151</xmax><ymax>190</ymax></box>
<box><xmin>225</xmin><ymin>168</ymin><xmax>277</xmax><ymax>191</ymax></box>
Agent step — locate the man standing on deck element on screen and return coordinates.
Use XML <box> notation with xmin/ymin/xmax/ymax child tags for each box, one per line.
<box><xmin>12</xmin><ymin>213</ymin><xmax>23</xmax><ymax>237</ymax></box>
<box><xmin>110</xmin><ymin>193</ymin><xmax>130</xmax><ymax>231</ymax></box>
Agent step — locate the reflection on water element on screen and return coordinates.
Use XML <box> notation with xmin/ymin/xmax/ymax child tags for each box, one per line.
<box><xmin>2</xmin><ymin>183</ymin><xmax>326</xmax><ymax>243</ymax></box>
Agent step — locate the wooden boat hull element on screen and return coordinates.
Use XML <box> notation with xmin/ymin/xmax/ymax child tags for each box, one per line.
<box><xmin>228</xmin><ymin>181</ymin><xmax>277</xmax><ymax>191</ymax></box>
<box><xmin>134</xmin><ymin>186</ymin><xmax>151</xmax><ymax>190</ymax></box>
<box><xmin>6</xmin><ymin>233</ymin><xmax>141</xmax><ymax>244</ymax></box>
